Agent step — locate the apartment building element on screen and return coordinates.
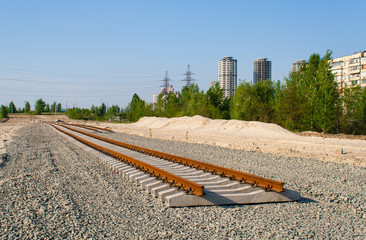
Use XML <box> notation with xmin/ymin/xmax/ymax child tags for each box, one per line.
<box><xmin>218</xmin><ymin>56</ymin><xmax>237</xmax><ymax>98</ymax></box>
<box><xmin>292</xmin><ymin>60</ymin><xmax>306</xmax><ymax>72</ymax></box>
<box><xmin>330</xmin><ymin>51</ymin><xmax>366</xmax><ymax>89</ymax></box>
<box><xmin>253</xmin><ymin>58</ymin><xmax>271</xmax><ymax>84</ymax></box>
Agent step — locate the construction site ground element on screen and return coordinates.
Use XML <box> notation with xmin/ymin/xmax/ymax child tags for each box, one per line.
<box><xmin>0</xmin><ymin>114</ymin><xmax>365</xmax><ymax>239</ymax></box>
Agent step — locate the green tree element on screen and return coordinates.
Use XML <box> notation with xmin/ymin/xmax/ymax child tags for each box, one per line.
<box><xmin>107</xmin><ymin>105</ymin><xmax>120</xmax><ymax>116</ymax></box>
<box><xmin>45</xmin><ymin>104</ymin><xmax>50</xmax><ymax>112</ymax></box>
<box><xmin>56</xmin><ymin>103</ymin><xmax>62</xmax><ymax>112</ymax></box>
<box><xmin>90</xmin><ymin>105</ymin><xmax>97</xmax><ymax>114</ymax></box>
<box><xmin>230</xmin><ymin>80</ymin><xmax>275</xmax><ymax>122</ymax></box>
<box><xmin>66</xmin><ymin>107</ymin><xmax>92</xmax><ymax>120</ymax></box>
<box><xmin>312</xmin><ymin>51</ymin><xmax>340</xmax><ymax>132</ymax></box>
<box><xmin>186</xmin><ymin>89</ymin><xmax>207</xmax><ymax>116</ymax></box>
<box><xmin>220</xmin><ymin>97</ymin><xmax>231</xmax><ymax>119</ymax></box>
<box><xmin>0</xmin><ymin>105</ymin><xmax>8</xmax><ymax>118</ymax></box>
<box><xmin>230</xmin><ymin>83</ymin><xmax>248</xmax><ymax>120</ymax></box>
<box><xmin>50</xmin><ymin>102</ymin><xmax>56</xmax><ymax>113</ymax></box>
<box><xmin>279</xmin><ymin>50</ymin><xmax>339</xmax><ymax>132</ymax></box>
<box><xmin>126</xmin><ymin>93</ymin><xmax>146</xmax><ymax>122</ymax></box>
<box><xmin>98</xmin><ymin>103</ymin><xmax>106</xmax><ymax>116</ymax></box>
<box><xmin>360</xmin><ymin>87</ymin><xmax>366</xmax><ymax>133</ymax></box>
<box><xmin>35</xmin><ymin>98</ymin><xmax>46</xmax><ymax>115</ymax></box>
<box><xmin>163</xmin><ymin>93</ymin><xmax>181</xmax><ymax>118</ymax></box>
<box><xmin>275</xmin><ymin>82</ymin><xmax>306</xmax><ymax>130</ymax></box>
<box><xmin>8</xmin><ymin>101</ymin><xmax>16</xmax><ymax>113</ymax></box>
<box><xmin>181</xmin><ymin>84</ymin><xmax>219</xmax><ymax>118</ymax></box>
<box><xmin>178</xmin><ymin>84</ymin><xmax>200</xmax><ymax>116</ymax></box>
<box><xmin>206</xmin><ymin>82</ymin><xmax>229</xmax><ymax>119</ymax></box>
<box><xmin>144</xmin><ymin>103</ymin><xmax>154</xmax><ymax>117</ymax></box>
<box><xmin>340</xmin><ymin>86</ymin><xmax>366</xmax><ymax>134</ymax></box>
<box><xmin>206</xmin><ymin>82</ymin><xmax>224</xmax><ymax>108</ymax></box>
<box><xmin>273</xmin><ymin>80</ymin><xmax>283</xmax><ymax>115</ymax></box>
<box><xmin>106</xmin><ymin>105</ymin><xmax>121</xmax><ymax>120</ymax></box>
<box><xmin>25</xmin><ymin>101</ymin><xmax>31</xmax><ymax>113</ymax></box>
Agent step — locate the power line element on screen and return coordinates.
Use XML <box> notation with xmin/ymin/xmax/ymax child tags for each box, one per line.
<box><xmin>0</xmin><ymin>90</ymin><xmax>154</xmax><ymax>97</ymax></box>
<box><xmin>0</xmin><ymin>77</ymin><xmax>166</xmax><ymax>86</ymax></box>
<box><xmin>0</xmin><ymin>66</ymin><xmax>183</xmax><ymax>79</ymax></box>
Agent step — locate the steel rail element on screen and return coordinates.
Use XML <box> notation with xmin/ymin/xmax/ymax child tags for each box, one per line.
<box><xmin>63</xmin><ymin>122</ymin><xmax>113</xmax><ymax>132</ymax></box>
<box><xmin>57</xmin><ymin>123</ymin><xmax>284</xmax><ymax>192</ymax></box>
<box><xmin>77</xmin><ymin>124</ymin><xmax>113</xmax><ymax>132</ymax></box>
<box><xmin>51</xmin><ymin>124</ymin><xmax>204</xmax><ymax>196</ymax></box>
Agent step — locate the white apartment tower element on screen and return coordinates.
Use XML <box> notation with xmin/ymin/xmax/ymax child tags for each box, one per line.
<box><xmin>330</xmin><ymin>51</ymin><xmax>366</xmax><ymax>90</ymax></box>
<box><xmin>218</xmin><ymin>56</ymin><xmax>237</xmax><ymax>98</ymax></box>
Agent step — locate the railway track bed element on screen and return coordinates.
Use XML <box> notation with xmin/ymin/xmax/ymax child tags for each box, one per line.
<box><xmin>49</xmin><ymin>123</ymin><xmax>301</xmax><ymax>207</ymax></box>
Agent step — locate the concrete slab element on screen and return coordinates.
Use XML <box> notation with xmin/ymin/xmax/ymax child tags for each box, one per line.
<box><xmin>204</xmin><ymin>182</ymin><xmax>241</xmax><ymax>190</ymax></box>
<box><xmin>158</xmin><ymin>188</ymin><xmax>179</xmax><ymax>202</ymax></box>
<box><xmin>151</xmin><ymin>183</ymin><xmax>171</xmax><ymax>197</ymax></box>
<box><xmin>145</xmin><ymin>181</ymin><xmax>164</xmax><ymax>194</ymax></box>
<box><xmin>139</xmin><ymin>178</ymin><xmax>159</xmax><ymax>188</ymax></box>
<box><xmin>134</xmin><ymin>175</ymin><xmax>153</xmax><ymax>185</ymax></box>
<box><xmin>129</xmin><ymin>172</ymin><xmax>145</xmax><ymax>181</ymax></box>
<box><xmin>195</xmin><ymin>179</ymin><xmax>230</xmax><ymax>185</ymax></box>
<box><xmin>165</xmin><ymin>188</ymin><xmax>301</xmax><ymax>207</ymax></box>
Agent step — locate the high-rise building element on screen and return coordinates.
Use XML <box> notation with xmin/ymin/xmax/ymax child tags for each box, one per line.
<box><xmin>253</xmin><ymin>58</ymin><xmax>271</xmax><ymax>84</ymax></box>
<box><xmin>218</xmin><ymin>56</ymin><xmax>237</xmax><ymax>98</ymax></box>
<box><xmin>330</xmin><ymin>51</ymin><xmax>366</xmax><ymax>90</ymax></box>
<box><xmin>292</xmin><ymin>60</ymin><xmax>306</xmax><ymax>72</ymax></box>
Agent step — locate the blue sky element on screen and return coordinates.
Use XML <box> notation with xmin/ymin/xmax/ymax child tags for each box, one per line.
<box><xmin>0</xmin><ymin>0</ymin><xmax>365</xmax><ymax>109</ymax></box>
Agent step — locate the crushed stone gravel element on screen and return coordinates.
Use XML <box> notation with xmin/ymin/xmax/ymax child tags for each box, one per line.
<box><xmin>0</xmin><ymin>123</ymin><xmax>365</xmax><ymax>239</ymax></box>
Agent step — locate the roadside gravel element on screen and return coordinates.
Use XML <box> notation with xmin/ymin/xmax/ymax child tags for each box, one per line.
<box><xmin>0</xmin><ymin>123</ymin><xmax>365</xmax><ymax>239</ymax></box>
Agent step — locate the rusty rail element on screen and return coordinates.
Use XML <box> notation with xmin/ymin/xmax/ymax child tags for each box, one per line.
<box><xmin>57</xmin><ymin>124</ymin><xmax>284</xmax><ymax>192</ymax></box>
<box><xmin>63</xmin><ymin>122</ymin><xmax>113</xmax><ymax>132</ymax></box>
<box><xmin>51</xmin><ymin>124</ymin><xmax>204</xmax><ymax>196</ymax></box>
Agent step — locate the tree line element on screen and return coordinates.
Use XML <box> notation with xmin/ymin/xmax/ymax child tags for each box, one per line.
<box><xmin>2</xmin><ymin>51</ymin><xmax>365</xmax><ymax>135</ymax></box>
<box><xmin>65</xmin><ymin>103</ymin><xmax>121</xmax><ymax>121</ymax></box>
<box><xmin>122</xmin><ymin>50</ymin><xmax>366</xmax><ymax>134</ymax></box>
<box><xmin>0</xmin><ymin>98</ymin><xmax>62</xmax><ymax>119</ymax></box>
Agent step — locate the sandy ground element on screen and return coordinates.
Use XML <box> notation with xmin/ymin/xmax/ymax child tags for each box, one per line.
<box><xmin>0</xmin><ymin>114</ymin><xmax>69</xmax><ymax>154</ymax></box>
<box><xmin>97</xmin><ymin>116</ymin><xmax>366</xmax><ymax>167</ymax></box>
<box><xmin>1</xmin><ymin>114</ymin><xmax>366</xmax><ymax>167</ymax></box>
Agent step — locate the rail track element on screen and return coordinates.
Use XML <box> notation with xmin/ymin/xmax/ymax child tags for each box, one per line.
<box><xmin>49</xmin><ymin>123</ymin><xmax>301</xmax><ymax>207</ymax></box>
<box><xmin>59</xmin><ymin>122</ymin><xmax>112</xmax><ymax>132</ymax></box>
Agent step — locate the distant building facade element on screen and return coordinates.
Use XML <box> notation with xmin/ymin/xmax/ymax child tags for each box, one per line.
<box><xmin>153</xmin><ymin>71</ymin><xmax>179</xmax><ymax>106</ymax></box>
<box><xmin>152</xmin><ymin>85</ymin><xmax>179</xmax><ymax>106</ymax></box>
<box><xmin>292</xmin><ymin>60</ymin><xmax>306</xmax><ymax>72</ymax></box>
<box><xmin>253</xmin><ymin>58</ymin><xmax>271</xmax><ymax>84</ymax></box>
<box><xmin>218</xmin><ymin>56</ymin><xmax>237</xmax><ymax>98</ymax></box>
<box><xmin>330</xmin><ymin>51</ymin><xmax>366</xmax><ymax>90</ymax></box>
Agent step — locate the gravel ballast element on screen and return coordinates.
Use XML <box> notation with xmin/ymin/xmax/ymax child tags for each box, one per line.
<box><xmin>0</xmin><ymin>123</ymin><xmax>365</xmax><ymax>239</ymax></box>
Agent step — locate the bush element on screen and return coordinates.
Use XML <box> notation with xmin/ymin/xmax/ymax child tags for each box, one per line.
<box><xmin>0</xmin><ymin>105</ymin><xmax>8</xmax><ymax>119</ymax></box>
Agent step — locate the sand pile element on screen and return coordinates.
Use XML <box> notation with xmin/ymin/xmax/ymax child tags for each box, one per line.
<box><xmin>135</xmin><ymin>116</ymin><xmax>294</xmax><ymax>139</ymax></box>
<box><xmin>100</xmin><ymin>115</ymin><xmax>366</xmax><ymax>167</ymax></box>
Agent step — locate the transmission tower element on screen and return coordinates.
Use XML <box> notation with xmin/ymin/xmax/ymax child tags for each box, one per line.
<box><xmin>182</xmin><ymin>64</ymin><xmax>196</xmax><ymax>87</ymax></box>
<box><xmin>161</xmin><ymin>71</ymin><xmax>172</xmax><ymax>89</ymax></box>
